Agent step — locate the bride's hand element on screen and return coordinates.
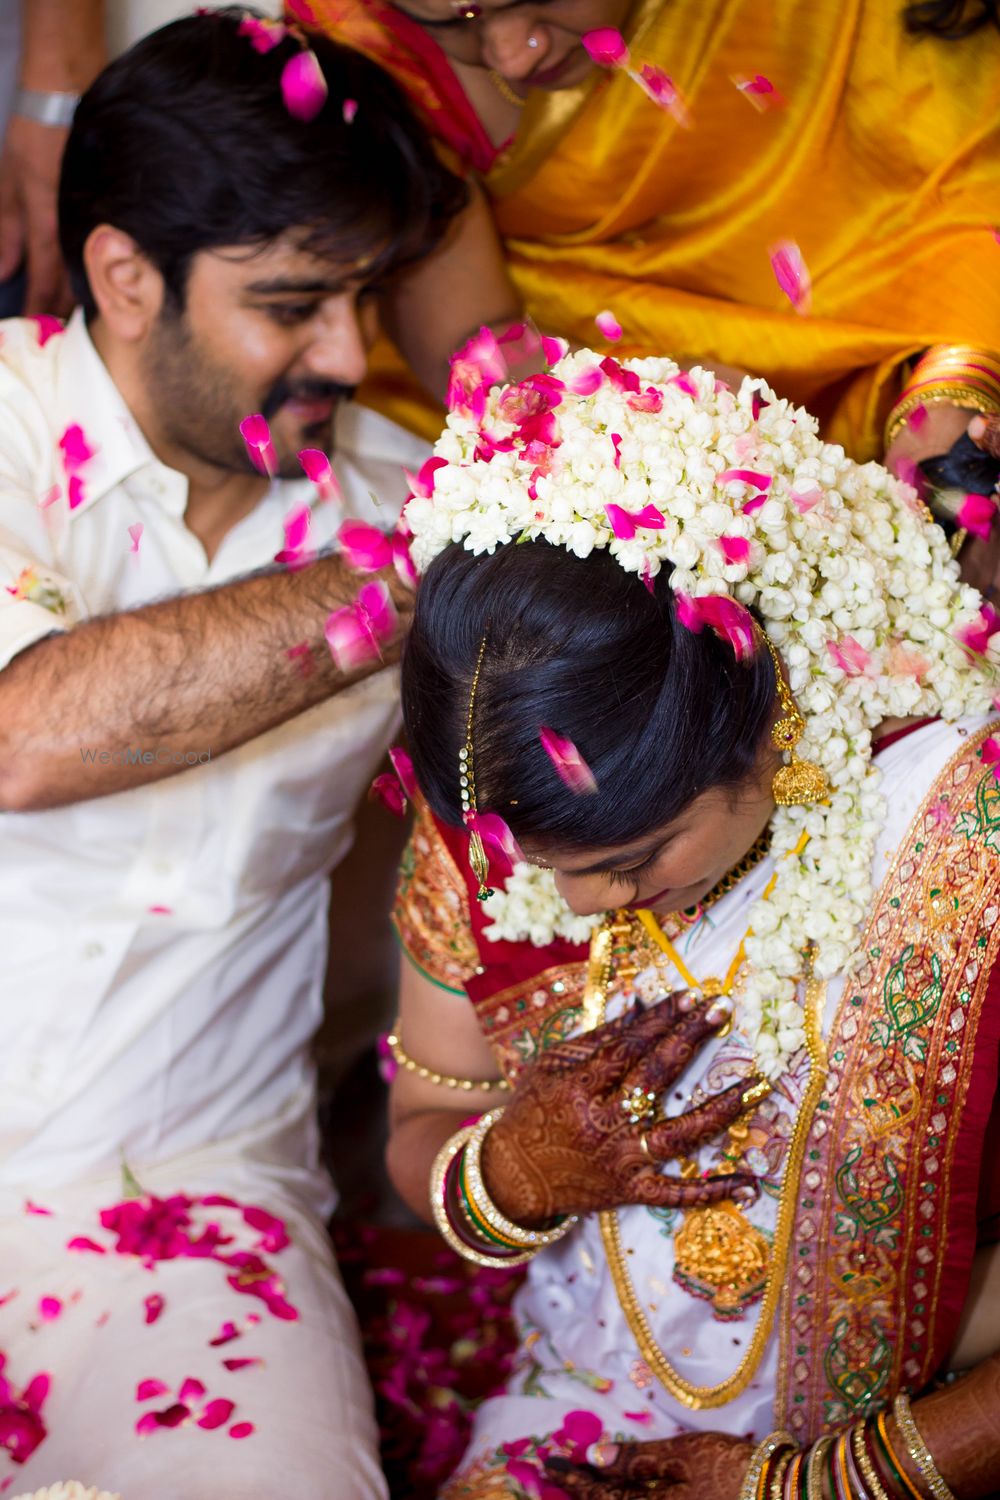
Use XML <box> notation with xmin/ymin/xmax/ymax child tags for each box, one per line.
<box><xmin>544</xmin><ymin>1432</ymin><xmax>756</xmax><ymax>1500</ymax></box>
<box><xmin>479</xmin><ymin>993</ymin><xmax>762</xmax><ymax>1225</ymax></box>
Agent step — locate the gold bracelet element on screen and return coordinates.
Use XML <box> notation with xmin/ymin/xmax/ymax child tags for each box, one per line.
<box><xmin>885</xmin><ymin>386</ymin><xmax>1000</xmax><ymax>448</ymax></box>
<box><xmin>429</xmin><ymin>1123</ymin><xmax>534</xmax><ymax>1267</ymax></box>
<box><xmin>738</xmin><ymin>1433</ymin><xmax>797</xmax><ymax>1500</ymax></box>
<box><xmin>461</xmin><ymin>1106</ymin><xmax>578</xmax><ymax>1251</ymax></box>
<box><xmin>892</xmin><ymin>1394</ymin><xmax>957</xmax><ymax>1500</ymax></box>
<box><xmin>770</xmin><ymin>1447</ymin><xmax>794</xmax><ymax>1500</ymax></box>
<box><xmin>805</xmin><ymin>1436</ymin><xmax>834</xmax><ymax>1500</ymax></box>
<box><xmin>387</xmin><ymin>1017</ymin><xmax>510</xmax><ymax>1092</ymax></box>
<box><xmin>852</xmin><ymin>1421</ymin><xmax>892</xmax><ymax>1500</ymax></box>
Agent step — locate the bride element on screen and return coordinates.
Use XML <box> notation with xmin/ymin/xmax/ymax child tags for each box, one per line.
<box><xmin>385</xmin><ymin>349</ymin><xmax>1000</xmax><ymax>1499</ymax></box>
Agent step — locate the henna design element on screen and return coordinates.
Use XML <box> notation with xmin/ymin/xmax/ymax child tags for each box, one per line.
<box><xmin>479</xmin><ymin>994</ymin><xmax>757</xmax><ymax>1225</ymax></box>
<box><xmin>546</xmin><ymin>1433</ymin><xmax>755</xmax><ymax>1500</ymax></box>
<box><xmin>970</xmin><ymin>412</ymin><xmax>1000</xmax><ymax>459</ymax></box>
<box><xmin>903</xmin><ymin>1349</ymin><xmax>1000</xmax><ymax>1500</ymax></box>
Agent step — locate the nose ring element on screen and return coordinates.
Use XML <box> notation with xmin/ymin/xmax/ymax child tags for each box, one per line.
<box><xmin>527</xmin><ymin>33</ymin><xmax>539</xmax><ymax>47</ymax></box>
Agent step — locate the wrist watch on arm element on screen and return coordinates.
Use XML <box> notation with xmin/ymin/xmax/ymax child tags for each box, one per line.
<box><xmin>12</xmin><ymin>87</ymin><xmax>80</xmax><ymax>127</ymax></box>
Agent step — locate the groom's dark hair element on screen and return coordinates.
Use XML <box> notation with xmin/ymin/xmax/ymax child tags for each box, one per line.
<box><xmin>59</xmin><ymin>5</ymin><xmax>466</xmax><ymax>317</ymax></box>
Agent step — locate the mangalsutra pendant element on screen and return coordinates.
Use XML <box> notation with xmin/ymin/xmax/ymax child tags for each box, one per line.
<box><xmin>671</xmin><ymin>1121</ymin><xmax>770</xmax><ymax>1321</ymax></box>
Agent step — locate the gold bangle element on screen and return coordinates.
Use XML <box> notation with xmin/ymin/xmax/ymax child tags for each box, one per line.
<box><xmin>892</xmin><ymin>1394</ymin><xmax>957</xmax><ymax>1500</ymax></box>
<box><xmin>462</xmin><ymin>1106</ymin><xmax>578</xmax><ymax>1250</ymax></box>
<box><xmin>738</xmin><ymin>1433</ymin><xmax>797</xmax><ymax>1500</ymax></box>
<box><xmin>885</xmin><ymin>387</ymin><xmax>1000</xmax><ymax>448</ymax></box>
<box><xmin>852</xmin><ymin>1422</ymin><xmax>892</xmax><ymax>1500</ymax></box>
<box><xmin>770</xmin><ymin>1447</ymin><xmax>794</xmax><ymax>1500</ymax></box>
<box><xmin>805</xmin><ymin>1436</ymin><xmax>834</xmax><ymax>1500</ymax></box>
<box><xmin>387</xmin><ymin>1017</ymin><xmax>510</xmax><ymax>1093</ymax></box>
<box><xmin>429</xmin><ymin>1123</ymin><xmax>534</xmax><ymax>1267</ymax></box>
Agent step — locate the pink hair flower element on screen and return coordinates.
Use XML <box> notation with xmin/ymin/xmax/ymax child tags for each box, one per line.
<box><xmin>237</xmin><ymin>15</ymin><xmax>287</xmax><ymax>50</ymax></box>
<box><xmin>604</xmin><ymin>502</ymin><xmax>666</xmax><ymax>539</ymax></box>
<box><xmin>717</xmin><ymin>534</ymin><xmax>751</xmax><ymax>566</ymax></box>
<box><xmin>540</xmin><ymin>727</ymin><xmax>598</xmax><ymax>795</ymax></box>
<box><xmin>826</xmin><ymin>636</ymin><xmax>873</xmax><ymax>677</ymax></box>
<box><xmin>769</xmin><ymin>239</ymin><xmax>812</xmax><ymax>315</ymax></box>
<box><xmin>281</xmin><ymin>48</ymin><xmax>329</xmax><ymax>121</ymax></box>
<box><xmin>675</xmin><ymin>592</ymin><xmax>757</xmax><ymax>661</ymax></box>
<box><xmin>955</xmin><ymin>602</ymin><xmax>1000</xmax><ymax>656</ymax></box>
<box><xmin>298</xmin><ymin>448</ymin><xmax>341</xmax><ymax>504</ymax></box>
<box><xmin>240</xmin><ymin>413</ymin><xmax>278</xmax><ymax>476</ymax></box>
<box><xmin>582</xmin><ymin>28</ymin><xmax>629</xmax><ymax>66</ymax></box>
<box><xmin>595</xmin><ymin>310</ymin><xmax>622</xmax><ymax>342</ymax></box>
<box><xmin>957</xmin><ymin>492</ymin><xmax>998</xmax><ymax>540</ymax></box>
<box><xmin>338</xmin><ymin>518</ymin><xmax>392</xmax><ymax>573</ymax></box>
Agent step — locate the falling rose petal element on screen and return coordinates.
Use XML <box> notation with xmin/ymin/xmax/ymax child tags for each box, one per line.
<box><xmin>599</xmin><ymin>355</ymin><xmax>641</xmax><ymax>394</ymax></box>
<box><xmin>38</xmin><ymin>1296</ymin><xmax>62</xmax><ymax>1322</ymax></box>
<box><xmin>668</xmin><ymin>371</ymin><xmax>698</xmax><ymax>398</ymax></box>
<box><xmin>143</xmin><ymin>1293</ymin><xmax>165</xmax><ymax>1325</ymax></box>
<box><xmin>718</xmin><ymin>468</ymin><xmax>771</xmax><ymax>492</ymax></box>
<box><xmin>237</xmin><ymin>15</ymin><xmax>287</xmax><ymax>50</ymax></box>
<box><xmin>137</xmin><ymin>1378</ymin><xmax>172</xmax><ymax>1402</ymax></box>
<box><xmin>197</xmin><ymin>1398</ymin><xmax>236</xmax><ymax>1430</ymax></box>
<box><xmin>324</xmin><ymin>605</ymin><xmax>378</xmax><ymax>672</ymax></box>
<box><xmin>240</xmin><ymin>414</ymin><xmax>277</xmax><ymax>477</ymax></box>
<box><xmin>357</xmin><ymin>579</ymin><xmax>397</xmax><ymax>642</ymax></box>
<box><xmin>178</xmin><ymin>1377</ymin><xmax>206</xmax><ymax>1405</ymax></box>
<box><xmin>980</xmin><ymin>736</ymin><xmax>1000</xmax><ymax>770</ymax></box>
<box><xmin>634</xmin><ymin>64</ymin><xmax>691</xmax><ymax>126</ymax></box>
<box><xmin>604</xmin><ymin>502</ymin><xmax>666</xmax><ymax>539</ymax></box>
<box><xmin>675</xmin><ymin>592</ymin><xmax>756</xmax><ymax>661</ymax></box>
<box><xmin>595</xmin><ymin>310</ymin><xmax>622</xmax><ymax>342</ymax></box>
<box><xmin>274</xmin><ymin>503</ymin><xmax>313</xmax><ymax>567</ymax></box>
<box><xmin>297</xmin><ymin>448</ymin><xmax>341</xmax><ymax>504</ymax></box>
<box><xmin>389</xmin><ymin>745</ymin><xmax>417</xmax><ymax>797</ymax></box>
<box><xmin>24</xmin><ymin>1201</ymin><xmax>52</xmax><ymax>1216</ymax></box>
<box><xmin>791</xmin><ymin>484</ymin><xmax>823</xmax><ymax>514</ymax></box>
<box><xmin>67</xmin><ymin>1236</ymin><xmax>106</xmax><ymax>1254</ymax></box>
<box><xmin>148</xmin><ymin>904</ymin><xmax>173</xmax><ymax>916</ymax></box>
<box><xmin>582</xmin><ymin>27</ymin><xmax>629</xmax><ymax>66</ymax></box>
<box><xmin>128</xmin><ymin>522</ymin><xmax>144</xmax><ymax>554</ymax></box>
<box><xmin>230</xmin><ymin>1421</ymin><xmax>255</xmax><ymax>1439</ymax></box>
<box><xmin>569</xmin><ymin>366</ymin><xmax>604</xmax><ymax>396</ymax></box>
<box><xmin>363</xmin><ymin>1266</ymin><xmax>407</xmax><ymax>1287</ymax></box>
<box><xmin>222</xmin><ymin>1357</ymin><xmax>264</xmax><ymax>1372</ymax></box>
<box><xmin>957</xmin><ymin>492</ymin><xmax>997</xmax><ymax>540</ymax></box>
<box><xmin>732</xmin><ymin>73</ymin><xmax>784</xmax><ymax>111</ymax></box>
<box><xmin>717</xmin><ymin>534</ymin><xmax>751</xmax><ymax>566</ymax></box>
<box><xmin>826</xmin><ymin>636</ymin><xmax>873</xmax><ymax>677</ymax></box>
<box><xmin>33</xmin><ymin>315</ymin><xmax>64</xmax><ymax>347</ymax></box>
<box><xmin>463</xmin><ymin>811</ymin><xmax>525</xmax><ymax>878</ymax></box>
<box><xmin>209</xmin><ymin>1321</ymin><xmax>241</xmax><ymax>1347</ymax></box>
<box><xmin>391</xmin><ymin>526</ymin><xmax>419</xmax><ymax>588</ymax></box>
<box><xmin>342</xmin><ymin>97</ymin><xmax>358</xmax><ymax>123</ymax></box>
<box><xmin>769</xmin><ymin>239</ymin><xmax>812</xmax><ymax>314</ymax></box>
<box><xmin>370</xmin><ymin>772</ymin><xmax>406</xmax><ymax>817</ymax></box>
<box><xmin>68</xmin><ymin>475</ymin><xmax>87</xmax><ymax>510</ymax></box>
<box><xmin>906</xmin><ymin>402</ymin><xmax>928</xmax><ymax>433</ymax></box>
<box><xmin>539</xmin><ymin>726</ymin><xmax>598</xmax><ymax>795</ymax></box>
<box><xmin>338</xmin><ymin>518</ymin><xmax>392</xmax><ymax>572</ymax></box>
<box><xmin>375</xmin><ymin>1033</ymin><xmax>397</xmax><ymax>1084</ymax></box>
<box><xmin>59</xmin><ymin>423</ymin><xmax>96</xmax><ymax>472</ymax></box>
<box><xmin>955</xmin><ymin>602</ymin><xmax>1000</xmax><ymax>656</ymax></box>
<box><xmin>281</xmin><ymin>48</ymin><xmax>329</xmax><ymax>121</ymax></box>
<box><xmin>541</xmin><ymin>335</ymin><xmax>570</xmax><ymax>366</ymax></box>
<box><xmin>641</xmin><ymin>558</ymin><xmax>656</xmax><ymax>595</ymax></box>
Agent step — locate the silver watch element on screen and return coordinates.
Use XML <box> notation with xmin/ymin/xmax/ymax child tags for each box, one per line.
<box><xmin>12</xmin><ymin>87</ymin><xmax>80</xmax><ymax>129</ymax></box>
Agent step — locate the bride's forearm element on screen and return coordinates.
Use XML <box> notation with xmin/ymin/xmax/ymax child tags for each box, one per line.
<box><xmin>889</xmin><ymin>1351</ymin><xmax>1000</xmax><ymax>1500</ymax></box>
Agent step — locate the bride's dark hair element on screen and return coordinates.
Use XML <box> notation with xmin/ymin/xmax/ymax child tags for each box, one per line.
<box><xmin>402</xmin><ymin>541</ymin><xmax>777</xmax><ymax>852</ymax></box>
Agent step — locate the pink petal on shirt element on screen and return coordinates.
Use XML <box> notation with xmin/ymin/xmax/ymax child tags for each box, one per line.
<box><xmin>209</xmin><ymin>1321</ymin><xmax>241</xmax><ymax>1347</ymax></box>
<box><xmin>197</xmin><ymin>1398</ymin><xmax>236</xmax><ymax>1430</ymax></box>
<box><xmin>955</xmin><ymin>602</ymin><xmax>1000</xmax><ymax>656</ymax></box>
<box><xmin>582</xmin><ymin>27</ymin><xmax>629</xmax><ymax>66</ymax></box>
<box><xmin>791</xmin><ymin>485</ymin><xmax>823</xmax><ymax>514</ymax></box>
<box><xmin>143</xmin><ymin>1293</ymin><xmax>165</xmax><ymax>1325</ymax></box>
<box><xmin>178</xmin><ymin>1377</ymin><xmax>206</xmax><ymax>1405</ymax></box>
<box><xmin>222</xmin><ymin>1357</ymin><xmax>264</xmax><ymax>1372</ymax></box>
<box><xmin>623</xmin><ymin>1409</ymin><xmax>653</xmax><ymax>1425</ymax></box>
<box><xmin>240</xmin><ymin>413</ymin><xmax>278</xmax><ymax>477</ymax></box>
<box><xmin>38</xmin><ymin>484</ymin><xmax>61</xmax><ymax>511</ymax></box>
<box><xmin>136</xmin><ymin>1402</ymin><xmax>189</xmax><ymax>1435</ymax></box>
<box><xmin>675</xmin><ymin>592</ymin><xmax>756</xmax><ymax>661</ymax></box>
<box><xmin>342</xmin><ymin>97</ymin><xmax>358</xmax><ymax>123</ymax></box>
<box><xmin>717</xmin><ymin>534</ymin><xmax>751</xmax><ymax>565</ymax></box>
<box><xmin>634</xmin><ymin>65</ymin><xmax>690</xmax><ymax>126</ymax></box>
<box><xmin>463</xmin><ymin>811</ymin><xmax>524</xmax><ymax>878</ymax></box>
<box><xmin>769</xmin><ymin>240</ymin><xmax>811</xmax><ymax>314</ymax></box>
<box><xmin>338</xmin><ymin>518</ymin><xmax>392</xmax><ymax>572</ymax></box>
<box><xmin>281</xmin><ymin>49</ymin><xmax>329</xmax><ymax>121</ymax></box>
<box><xmin>59</xmin><ymin>423</ymin><xmax>96</xmax><ymax>472</ymax></box>
<box><xmin>539</xmin><ymin>727</ymin><xmax>598</xmax><ymax>795</ymax></box>
<box><xmin>137</xmin><ymin>1378</ymin><xmax>172</xmax><ymax>1402</ymax></box>
<box><xmin>957</xmin><ymin>491</ymin><xmax>997</xmax><ymax>540</ymax></box>
<box><xmin>33</xmin><ymin>316</ymin><xmax>64</xmax><ymax>347</ymax></box>
<box><xmin>297</xmin><ymin>448</ymin><xmax>341</xmax><ymax>504</ymax></box>
<box><xmin>389</xmin><ymin>745</ymin><xmax>418</xmax><ymax>797</ymax></box>
<box><xmin>128</xmin><ymin>522</ymin><xmax>144</xmax><ymax>554</ymax></box>
<box><xmin>67</xmin><ymin>475</ymin><xmax>87</xmax><ymax>510</ymax></box>
<box><xmin>718</xmin><ymin>468</ymin><xmax>771</xmax><ymax>492</ymax></box>
<box><xmin>541</xmin><ymin>335</ymin><xmax>569</xmax><ymax>366</ymax></box>
<box><xmin>237</xmin><ymin>15</ymin><xmax>287</xmax><ymax>50</ymax></box>
<box><xmin>826</xmin><ymin>636</ymin><xmax>873</xmax><ymax>676</ymax></box>
<box><xmin>24</xmin><ymin>1200</ymin><xmax>52</xmax><ymax>1216</ymax></box>
<box><xmin>38</xmin><ymin>1296</ymin><xmax>62</xmax><ymax>1322</ymax></box>
<box><xmin>230</xmin><ymin>1421</ymin><xmax>256</xmax><ymax>1439</ymax></box>
<box><xmin>243</xmin><ymin>1205</ymin><xmax>290</xmax><ymax>1254</ymax></box>
<box><xmin>149</xmin><ymin>904</ymin><xmax>173</xmax><ymax>915</ymax></box>
<box><xmin>67</xmin><ymin>1236</ymin><xmax>106</xmax><ymax>1254</ymax></box>
<box><xmin>595</xmin><ymin>310</ymin><xmax>622</xmax><ymax>342</ymax></box>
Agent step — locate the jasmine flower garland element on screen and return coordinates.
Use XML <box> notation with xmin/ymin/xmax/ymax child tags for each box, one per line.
<box><xmin>405</xmin><ymin>351</ymin><xmax>999</xmax><ymax>1080</ymax></box>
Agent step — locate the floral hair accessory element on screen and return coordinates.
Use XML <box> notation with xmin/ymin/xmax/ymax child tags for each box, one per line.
<box><xmin>405</xmin><ymin>348</ymin><xmax>999</xmax><ymax>1079</ymax></box>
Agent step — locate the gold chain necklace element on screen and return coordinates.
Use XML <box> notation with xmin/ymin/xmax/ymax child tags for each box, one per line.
<box><xmin>488</xmin><ymin>68</ymin><xmax>527</xmax><ymax>107</ymax></box>
<box><xmin>582</xmin><ymin>905</ymin><xmax>828</xmax><ymax>1408</ymax></box>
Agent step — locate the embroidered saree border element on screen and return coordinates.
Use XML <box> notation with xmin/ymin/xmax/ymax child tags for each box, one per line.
<box><xmin>393</xmin><ymin>799</ymin><xmax>481</xmax><ymax>991</ymax></box>
<box><xmin>777</xmin><ymin>726</ymin><xmax>1000</xmax><ymax>1438</ymax></box>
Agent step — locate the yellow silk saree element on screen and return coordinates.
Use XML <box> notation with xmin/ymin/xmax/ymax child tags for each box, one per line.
<box><xmin>302</xmin><ymin>0</ymin><xmax>1000</xmax><ymax>459</ymax></box>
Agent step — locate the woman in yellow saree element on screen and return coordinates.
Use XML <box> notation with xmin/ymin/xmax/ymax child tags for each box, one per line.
<box><xmin>299</xmin><ymin>0</ymin><xmax>1000</xmax><ymax>473</ymax></box>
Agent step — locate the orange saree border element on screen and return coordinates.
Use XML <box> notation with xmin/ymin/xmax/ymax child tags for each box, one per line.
<box><xmin>777</xmin><ymin>726</ymin><xmax>1000</xmax><ymax>1437</ymax></box>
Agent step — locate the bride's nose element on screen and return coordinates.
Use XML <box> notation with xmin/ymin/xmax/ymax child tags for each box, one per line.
<box><xmin>554</xmin><ymin>869</ymin><xmax>617</xmax><ymax>918</ymax></box>
<box><xmin>481</xmin><ymin>15</ymin><xmax>550</xmax><ymax>81</ymax></box>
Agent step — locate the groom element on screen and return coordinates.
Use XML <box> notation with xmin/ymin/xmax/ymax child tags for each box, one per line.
<box><xmin>0</xmin><ymin>12</ymin><xmax>464</xmax><ymax>1497</ymax></box>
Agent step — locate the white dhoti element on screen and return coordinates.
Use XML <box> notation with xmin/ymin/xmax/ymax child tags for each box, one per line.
<box><xmin>0</xmin><ymin>1098</ymin><xmax>386</xmax><ymax>1500</ymax></box>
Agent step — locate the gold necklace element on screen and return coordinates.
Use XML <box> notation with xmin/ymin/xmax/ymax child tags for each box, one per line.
<box><xmin>488</xmin><ymin>68</ymin><xmax>527</xmax><ymax>107</ymax></box>
<box><xmin>582</xmin><ymin>904</ymin><xmax>828</xmax><ymax>1408</ymax></box>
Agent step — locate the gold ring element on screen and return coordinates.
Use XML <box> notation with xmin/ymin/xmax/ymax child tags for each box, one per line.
<box><xmin>621</xmin><ymin>1084</ymin><xmax>658</xmax><ymax>1125</ymax></box>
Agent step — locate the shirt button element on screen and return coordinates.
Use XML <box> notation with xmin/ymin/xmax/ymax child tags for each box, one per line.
<box><xmin>83</xmin><ymin>942</ymin><xmax>104</xmax><ymax>959</ymax></box>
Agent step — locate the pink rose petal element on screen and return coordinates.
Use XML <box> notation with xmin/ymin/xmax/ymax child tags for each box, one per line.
<box><xmin>389</xmin><ymin>745</ymin><xmax>417</xmax><ymax>797</ymax></box>
<box><xmin>668</xmin><ymin>371</ymin><xmax>698</xmax><ymax>398</ymax></box>
<box><xmin>38</xmin><ymin>1296</ymin><xmax>62</xmax><ymax>1322</ymax></box>
<box><xmin>197</xmin><ymin>1398</ymin><xmax>236</xmax><ymax>1430</ymax></box>
<box><xmin>675</xmin><ymin>592</ymin><xmax>756</xmax><ymax>661</ymax></box>
<box><xmin>957</xmin><ymin>492</ymin><xmax>997</xmax><ymax>541</ymax></box>
<box><xmin>222</xmin><ymin>1357</ymin><xmax>264</xmax><ymax>1372</ymax></box>
<box><xmin>955</xmin><ymin>602</ymin><xmax>1000</xmax><ymax>656</ymax></box>
<box><xmin>826</xmin><ymin>636</ymin><xmax>873</xmax><ymax>676</ymax></box>
<box><xmin>298</xmin><ymin>448</ymin><xmax>341</xmax><ymax>504</ymax></box>
<box><xmin>24</xmin><ymin>1201</ymin><xmax>52</xmax><ymax>1216</ymax></box>
<box><xmin>906</xmin><ymin>402</ymin><xmax>928</xmax><ymax>433</ymax></box>
<box><xmin>137</xmin><ymin>1378</ymin><xmax>172</xmax><ymax>1402</ymax></box>
<box><xmin>791</xmin><ymin>484</ymin><xmax>823</xmax><ymax>514</ymax></box>
<box><xmin>627</xmin><ymin>385</ymin><xmax>663</xmax><ymax>414</ymax></box>
<box><xmin>230</xmin><ymin>1421</ymin><xmax>255</xmax><ymax>1439</ymax></box>
<box><xmin>887</xmin><ymin>641</ymin><xmax>930</xmax><ymax>680</ymax></box>
<box><xmin>33</xmin><ymin>316</ymin><xmax>64</xmax><ymax>347</ymax></box>
<box><xmin>238</xmin><ymin>15</ymin><xmax>287</xmax><ymax>50</ymax></box>
<box><xmin>732</xmin><ymin>72</ymin><xmax>784</xmax><ymax>111</ymax></box>
<box><xmin>343</xmin><ymin>97</ymin><xmax>358</xmax><ymax>123</ymax></box>
<box><xmin>769</xmin><ymin>239</ymin><xmax>811</xmax><ymax>314</ymax></box>
<box><xmin>209</xmin><ymin>1321</ymin><xmax>241</xmax><ymax>1347</ymax></box>
<box><xmin>338</xmin><ymin>518</ymin><xmax>392</xmax><ymax>573</ymax></box>
<box><xmin>595</xmin><ymin>310</ymin><xmax>622</xmax><ymax>342</ymax></box>
<box><xmin>324</xmin><ymin>580</ymin><xmax>398</xmax><ymax>673</ymax></box>
<box><xmin>541</xmin><ymin>335</ymin><xmax>569</xmax><ymax>366</ymax></box>
<box><xmin>463</xmin><ymin>811</ymin><xmax>524</xmax><ymax>878</ymax></box>
<box><xmin>582</xmin><ymin>27</ymin><xmax>629</xmax><ymax>66</ymax></box>
<box><xmin>281</xmin><ymin>48</ymin><xmax>329</xmax><ymax>121</ymax></box>
<box><xmin>59</xmin><ymin>423</ymin><xmax>96</xmax><ymax>473</ymax></box>
<box><xmin>370</xmin><ymin>772</ymin><xmax>406</xmax><ymax>816</ymax></box>
<box><xmin>604</xmin><ymin>502</ymin><xmax>666</xmax><ymax>539</ymax></box>
<box><xmin>568</xmin><ymin>366</ymin><xmax>604</xmax><ymax>397</ymax></box>
<box><xmin>404</xmin><ymin>455</ymin><xmax>448</xmax><ymax>501</ymax></box>
<box><xmin>980</xmin><ymin>736</ymin><xmax>1000</xmax><ymax>770</ymax></box>
<box><xmin>178</xmin><ymin>1377</ymin><xmax>206</xmax><ymax>1405</ymax></box>
<box><xmin>741</xmin><ymin>493</ymin><xmax>768</xmax><ymax>515</ymax></box>
<box><xmin>634</xmin><ymin>64</ymin><xmax>690</xmax><ymax>126</ymax></box>
<box><xmin>67</xmin><ymin>1236</ymin><xmax>106</xmax><ymax>1254</ymax></box>
<box><xmin>67</xmin><ymin>475</ymin><xmax>87</xmax><ymax>510</ymax></box>
<box><xmin>285</xmin><ymin>641</ymin><xmax>314</xmax><ymax>678</ymax></box>
<box><xmin>539</xmin><ymin>727</ymin><xmax>598</xmax><ymax>795</ymax></box>
<box><xmin>136</xmin><ymin>1402</ymin><xmax>189</xmax><ymax>1435</ymax></box>
<box><xmin>144</xmin><ymin>1293</ymin><xmax>165</xmax><ymax>1325</ymax></box>
<box><xmin>240</xmin><ymin>414</ymin><xmax>278</xmax><ymax>477</ymax></box>
<box><xmin>128</xmin><ymin>522</ymin><xmax>144</xmax><ymax>554</ymax></box>
<box><xmin>717</xmin><ymin>534</ymin><xmax>751</xmax><ymax>566</ymax></box>
<box><xmin>718</xmin><ymin>468</ymin><xmax>771</xmax><ymax>492</ymax></box>
<box><xmin>274</xmin><ymin>502</ymin><xmax>314</xmax><ymax>567</ymax></box>
<box><xmin>38</xmin><ymin>484</ymin><xmax>61</xmax><ymax>511</ymax></box>
<box><xmin>624</xmin><ymin>1409</ymin><xmax>653</xmax><ymax>1424</ymax></box>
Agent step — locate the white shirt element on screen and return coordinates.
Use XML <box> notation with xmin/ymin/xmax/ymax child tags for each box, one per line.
<box><xmin>0</xmin><ymin>311</ymin><xmax>425</xmax><ymax>1192</ymax></box>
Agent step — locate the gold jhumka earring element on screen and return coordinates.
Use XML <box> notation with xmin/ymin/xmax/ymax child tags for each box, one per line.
<box><xmin>460</xmin><ymin>634</ymin><xmax>495</xmax><ymax>902</ymax></box>
<box><xmin>759</xmin><ymin>632</ymin><xmax>829</xmax><ymax>807</ymax></box>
